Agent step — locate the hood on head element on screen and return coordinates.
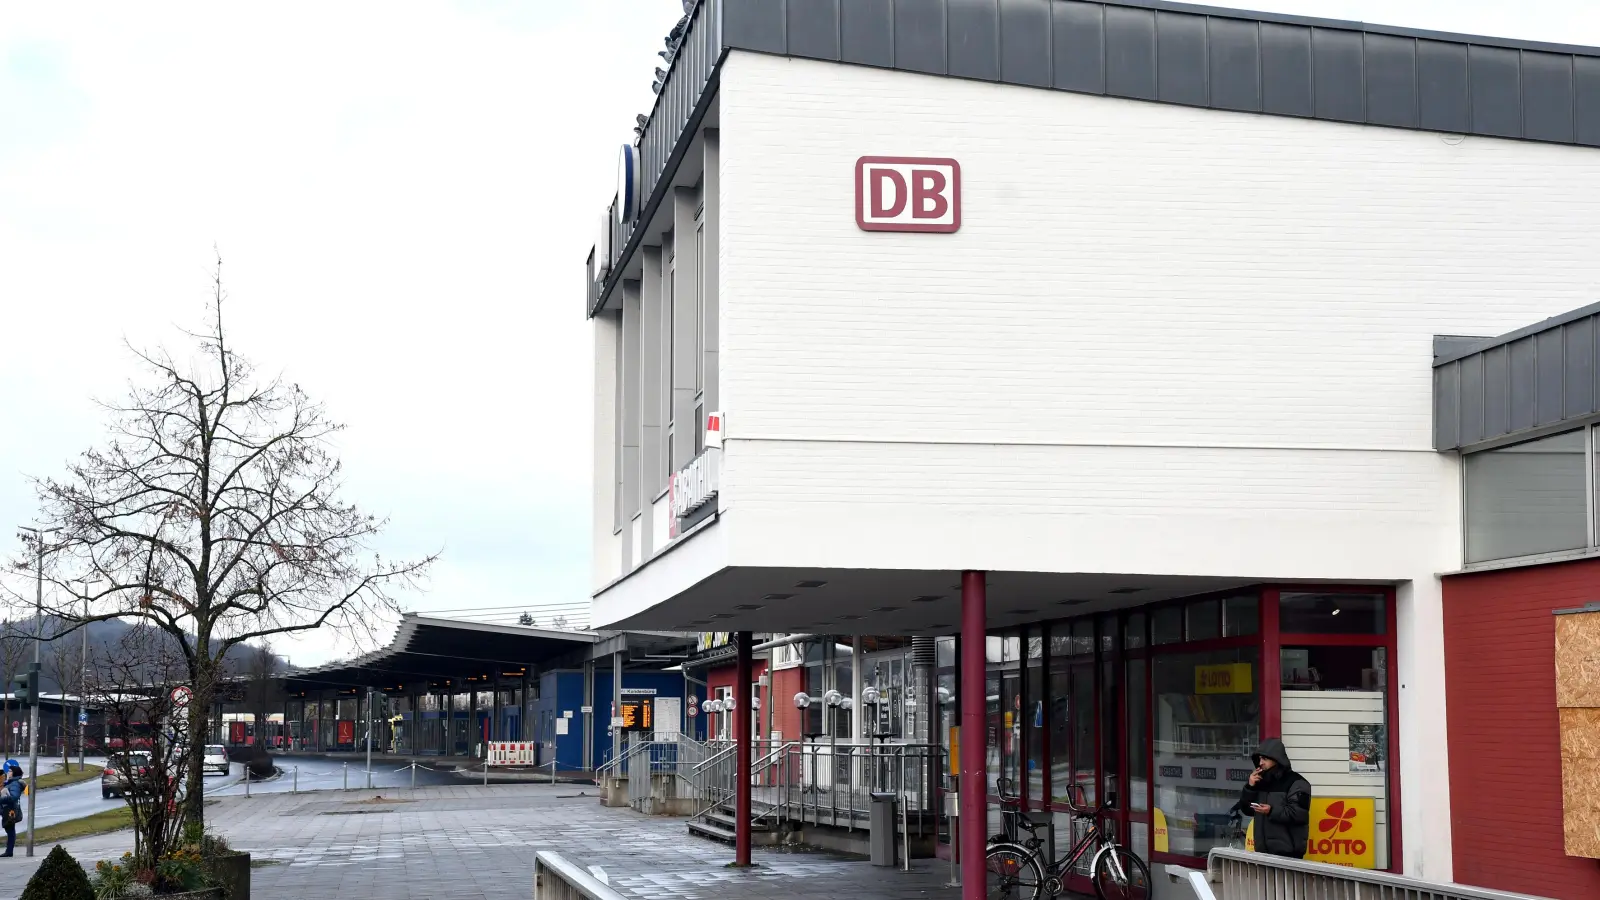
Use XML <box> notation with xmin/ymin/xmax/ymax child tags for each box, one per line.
<box><xmin>1251</xmin><ymin>738</ymin><xmax>1292</xmax><ymax>769</ymax></box>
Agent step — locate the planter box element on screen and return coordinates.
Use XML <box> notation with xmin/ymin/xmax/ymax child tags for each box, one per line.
<box><xmin>146</xmin><ymin>890</ymin><xmax>223</xmax><ymax>900</ymax></box>
<box><xmin>208</xmin><ymin>851</ymin><xmax>251</xmax><ymax>900</ymax></box>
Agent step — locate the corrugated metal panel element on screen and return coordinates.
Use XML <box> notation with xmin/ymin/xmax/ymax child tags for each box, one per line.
<box><xmin>1000</xmin><ymin>0</ymin><xmax>1053</xmax><ymax>88</ymax></box>
<box><xmin>1434</xmin><ymin>304</ymin><xmax>1600</xmax><ymax>450</ymax></box>
<box><xmin>1444</xmin><ymin>560</ymin><xmax>1600</xmax><ymax>897</ymax></box>
<box><xmin>948</xmin><ymin>0</ymin><xmax>1001</xmax><ymax>81</ymax></box>
<box><xmin>1207</xmin><ymin>16</ymin><xmax>1259</xmax><ymax>112</ymax></box>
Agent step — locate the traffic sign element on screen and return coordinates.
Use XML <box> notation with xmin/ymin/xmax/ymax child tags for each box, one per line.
<box><xmin>170</xmin><ymin>685</ymin><xmax>193</xmax><ymax>709</ymax></box>
<box><xmin>78</xmin><ymin>710</ymin><xmax>88</xmax><ymax>725</ymax></box>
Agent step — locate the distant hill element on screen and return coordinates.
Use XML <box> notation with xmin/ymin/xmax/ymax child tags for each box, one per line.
<box><xmin>0</xmin><ymin>616</ymin><xmax>287</xmax><ymax>692</ymax></box>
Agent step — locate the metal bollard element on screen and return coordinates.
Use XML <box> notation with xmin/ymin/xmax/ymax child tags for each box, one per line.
<box><xmin>244</xmin><ymin>769</ymin><xmax>251</xmax><ymax>798</ymax></box>
<box><xmin>482</xmin><ymin>759</ymin><xmax>488</xmax><ymax>787</ymax></box>
<box><xmin>293</xmin><ymin>766</ymin><xmax>298</xmax><ymax>794</ymax></box>
<box><xmin>342</xmin><ymin>762</ymin><xmax>348</xmax><ymax>791</ymax></box>
<box><xmin>410</xmin><ymin>761</ymin><xmax>416</xmax><ymax>790</ymax></box>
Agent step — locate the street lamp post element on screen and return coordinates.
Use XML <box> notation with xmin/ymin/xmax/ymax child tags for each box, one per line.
<box><xmin>18</xmin><ymin>525</ymin><xmax>58</xmax><ymax>859</ymax></box>
<box><xmin>74</xmin><ymin>579</ymin><xmax>97</xmax><ymax>772</ymax></box>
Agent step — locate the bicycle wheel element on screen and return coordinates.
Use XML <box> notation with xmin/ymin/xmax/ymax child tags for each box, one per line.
<box><xmin>1090</xmin><ymin>845</ymin><xmax>1151</xmax><ymax>900</ymax></box>
<box><xmin>985</xmin><ymin>842</ymin><xmax>1044</xmax><ymax>900</ymax></box>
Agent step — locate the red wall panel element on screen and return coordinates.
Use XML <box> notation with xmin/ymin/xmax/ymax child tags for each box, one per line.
<box><xmin>1444</xmin><ymin>557</ymin><xmax>1600</xmax><ymax>899</ymax></box>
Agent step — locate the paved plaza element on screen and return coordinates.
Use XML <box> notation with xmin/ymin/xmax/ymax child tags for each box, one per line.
<box><xmin>0</xmin><ymin>784</ymin><xmax>964</xmax><ymax>900</ymax></box>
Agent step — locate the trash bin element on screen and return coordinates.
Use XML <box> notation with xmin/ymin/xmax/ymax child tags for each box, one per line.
<box><xmin>870</xmin><ymin>792</ymin><xmax>898</xmax><ymax>867</ymax></box>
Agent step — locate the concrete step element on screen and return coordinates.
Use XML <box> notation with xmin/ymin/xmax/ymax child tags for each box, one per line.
<box><xmin>704</xmin><ymin>809</ymin><xmax>772</xmax><ymax>832</ymax></box>
<box><xmin>687</xmin><ymin>817</ymin><xmax>738</xmax><ymax>844</ymax></box>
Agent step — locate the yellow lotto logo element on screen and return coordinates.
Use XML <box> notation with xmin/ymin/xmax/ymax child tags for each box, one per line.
<box><xmin>1244</xmin><ymin>798</ymin><xmax>1376</xmax><ymax>868</ymax></box>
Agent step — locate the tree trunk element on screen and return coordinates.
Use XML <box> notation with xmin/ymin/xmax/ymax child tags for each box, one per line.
<box><xmin>183</xmin><ymin>650</ymin><xmax>214</xmax><ymax>828</ymax></box>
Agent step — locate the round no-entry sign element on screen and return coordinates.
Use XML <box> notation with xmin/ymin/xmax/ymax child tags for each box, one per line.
<box><xmin>170</xmin><ymin>686</ymin><xmax>193</xmax><ymax>709</ymax></box>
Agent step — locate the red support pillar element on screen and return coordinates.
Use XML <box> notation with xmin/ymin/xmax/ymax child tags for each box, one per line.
<box><xmin>734</xmin><ymin>631</ymin><xmax>754</xmax><ymax>866</ymax></box>
<box><xmin>960</xmin><ymin>571</ymin><xmax>987</xmax><ymax>900</ymax></box>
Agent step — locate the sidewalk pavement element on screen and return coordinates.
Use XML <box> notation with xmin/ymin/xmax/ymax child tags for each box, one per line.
<box><xmin>0</xmin><ymin>784</ymin><xmax>962</xmax><ymax>900</ymax></box>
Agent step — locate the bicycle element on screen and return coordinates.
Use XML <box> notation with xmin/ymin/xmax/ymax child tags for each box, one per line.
<box><xmin>985</xmin><ymin>781</ymin><xmax>1151</xmax><ymax>900</ymax></box>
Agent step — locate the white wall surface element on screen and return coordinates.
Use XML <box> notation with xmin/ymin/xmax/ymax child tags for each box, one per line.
<box><xmin>702</xmin><ymin>52</ymin><xmax>1600</xmax><ymax>879</ymax></box>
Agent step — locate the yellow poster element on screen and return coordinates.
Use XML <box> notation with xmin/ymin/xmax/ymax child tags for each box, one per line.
<box><xmin>1195</xmin><ymin>662</ymin><xmax>1253</xmax><ymax>694</ymax></box>
<box><xmin>1004</xmin><ymin>711</ymin><xmax>1014</xmax><ymax>729</ymax></box>
<box><xmin>1304</xmin><ymin>798</ymin><xmax>1377</xmax><ymax>868</ymax></box>
<box><xmin>949</xmin><ymin>726</ymin><xmax>959</xmax><ymax>775</ymax></box>
<box><xmin>1152</xmin><ymin>808</ymin><xmax>1169</xmax><ymax>853</ymax></box>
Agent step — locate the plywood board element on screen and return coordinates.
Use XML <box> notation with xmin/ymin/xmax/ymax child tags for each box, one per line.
<box><xmin>1556</xmin><ymin>612</ymin><xmax>1600</xmax><ymax>708</ymax></box>
<box><xmin>1560</xmin><ymin>707</ymin><xmax>1600</xmax><ymax>859</ymax></box>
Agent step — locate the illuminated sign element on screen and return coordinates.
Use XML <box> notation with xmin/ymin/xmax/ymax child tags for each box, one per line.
<box><xmin>1195</xmin><ymin>662</ymin><xmax>1253</xmax><ymax>694</ymax></box>
<box><xmin>618</xmin><ymin>700</ymin><xmax>653</xmax><ymax>732</ymax></box>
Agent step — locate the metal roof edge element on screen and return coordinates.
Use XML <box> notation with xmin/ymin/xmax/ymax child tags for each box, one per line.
<box><xmin>1433</xmin><ymin>299</ymin><xmax>1600</xmax><ymax>366</ymax></box>
<box><xmin>1099</xmin><ymin>0</ymin><xmax>1600</xmax><ymax>57</ymax></box>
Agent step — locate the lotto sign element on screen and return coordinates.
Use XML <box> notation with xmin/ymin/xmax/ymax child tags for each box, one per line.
<box><xmin>1194</xmin><ymin>662</ymin><xmax>1253</xmax><ymax>695</ymax></box>
<box><xmin>1246</xmin><ymin>797</ymin><xmax>1376</xmax><ymax>868</ymax></box>
<box><xmin>855</xmin><ymin>156</ymin><xmax>961</xmax><ymax>233</ymax></box>
<box><xmin>1306</xmin><ymin>798</ymin><xmax>1377</xmax><ymax>868</ymax></box>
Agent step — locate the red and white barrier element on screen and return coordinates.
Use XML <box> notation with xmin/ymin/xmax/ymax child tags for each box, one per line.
<box><xmin>486</xmin><ymin>741</ymin><xmax>536</xmax><ymax>767</ymax></box>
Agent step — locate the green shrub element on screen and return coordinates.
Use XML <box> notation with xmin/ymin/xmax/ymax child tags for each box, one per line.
<box><xmin>20</xmin><ymin>845</ymin><xmax>94</xmax><ymax>900</ymax></box>
<box><xmin>90</xmin><ymin>855</ymin><xmax>134</xmax><ymax>900</ymax></box>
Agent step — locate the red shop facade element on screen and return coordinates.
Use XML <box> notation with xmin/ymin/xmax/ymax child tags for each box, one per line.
<box><xmin>975</xmin><ymin>585</ymin><xmax>1401</xmax><ymax>882</ymax></box>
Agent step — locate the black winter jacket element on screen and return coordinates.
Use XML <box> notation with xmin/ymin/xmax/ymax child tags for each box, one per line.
<box><xmin>1235</xmin><ymin>739</ymin><xmax>1312</xmax><ymax>858</ymax></box>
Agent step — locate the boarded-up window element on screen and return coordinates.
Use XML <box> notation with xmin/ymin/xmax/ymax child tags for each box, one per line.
<box><xmin>1555</xmin><ymin>608</ymin><xmax>1600</xmax><ymax>859</ymax></box>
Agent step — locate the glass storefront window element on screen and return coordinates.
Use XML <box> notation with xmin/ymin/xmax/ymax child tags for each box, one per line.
<box><xmin>1153</xmin><ymin>648</ymin><xmax>1260</xmax><ymax>859</ymax></box>
<box><xmin>1072</xmin><ymin>661</ymin><xmax>1096</xmax><ymax>806</ymax></box>
<box><xmin>1222</xmin><ymin>593</ymin><xmax>1258</xmax><ymax>637</ymax></box>
<box><xmin>1186</xmin><ymin>599</ymin><xmax>1220</xmax><ymax>641</ymax></box>
<box><xmin>1048</xmin><ymin>636</ymin><xmax>1073</xmax><ymax>805</ymax></box>
<box><xmin>1464</xmin><ymin>428</ymin><xmax>1587</xmax><ymax>563</ymax></box>
<box><xmin>1280</xmin><ymin>645</ymin><xmax>1391</xmax><ymax>869</ymax></box>
<box><xmin>1152</xmin><ymin>606</ymin><xmax>1183</xmax><ymax>645</ymax></box>
<box><xmin>1279</xmin><ymin>592</ymin><xmax>1385</xmax><ymax>635</ymax></box>
<box><xmin>1125</xmin><ymin>613</ymin><xmax>1146</xmax><ymax>649</ymax></box>
<box><xmin>1072</xmin><ymin>619</ymin><xmax>1094</xmax><ymax>657</ymax></box>
<box><xmin>1126</xmin><ymin>658</ymin><xmax>1149</xmax><ymax>811</ymax></box>
<box><xmin>1026</xmin><ymin>633</ymin><xmax>1046</xmax><ymax>803</ymax></box>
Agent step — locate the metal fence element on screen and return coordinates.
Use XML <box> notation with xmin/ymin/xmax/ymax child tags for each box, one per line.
<box><xmin>1168</xmin><ymin>848</ymin><xmax>1555</xmax><ymax>900</ymax></box>
<box><xmin>625</xmin><ymin>733</ymin><xmax>712</xmax><ymax>810</ymax></box>
<box><xmin>685</xmin><ymin>739</ymin><xmax>943</xmax><ymax>837</ymax></box>
<box><xmin>533</xmin><ymin>850</ymin><xmax>628</xmax><ymax>900</ymax></box>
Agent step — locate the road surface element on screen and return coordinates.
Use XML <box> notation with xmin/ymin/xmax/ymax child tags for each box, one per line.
<box><xmin>26</xmin><ymin>754</ymin><xmax>461</xmax><ymax>829</ymax></box>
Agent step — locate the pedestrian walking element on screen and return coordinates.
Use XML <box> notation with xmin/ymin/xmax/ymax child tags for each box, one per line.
<box><xmin>0</xmin><ymin>759</ymin><xmax>26</xmax><ymax>857</ymax></box>
<box><xmin>1234</xmin><ymin>738</ymin><xmax>1312</xmax><ymax>859</ymax></box>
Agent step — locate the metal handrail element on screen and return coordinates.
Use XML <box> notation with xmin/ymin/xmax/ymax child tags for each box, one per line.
<box><xmin>1196</xmin><ymin>848</ymin><xmax>1555</xmax><ymax>900</ymax></box>
<box><xmin>594</xmin><ymin>739</ymin><xmax>651</xmax><ymax>779</ymax></box>
<box><xmin>534</xmin><ymin>850</ymin><xmax>628</xmax><ymax>900</ymax></box>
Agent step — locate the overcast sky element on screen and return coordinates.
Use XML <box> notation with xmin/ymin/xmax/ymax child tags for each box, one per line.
<box><xmin>4</xmin><ymin>0</ymin><xmax>1599</xmax><ymax>666</ymax></box>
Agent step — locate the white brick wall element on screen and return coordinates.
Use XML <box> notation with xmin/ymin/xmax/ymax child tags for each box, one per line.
<box><xmin>705</xmin><ymin>51</ymin><xmax>1600</xmax><ymax>882</ymax></box>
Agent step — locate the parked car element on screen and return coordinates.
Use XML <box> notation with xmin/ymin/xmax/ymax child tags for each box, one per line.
<box><xmin>102</xmin><ymin>752</ymin><xmax>152</xmax><ymax>799</ymax></box>
<box><xmin>203</xmin><ymin>745</ymin><xmax>229</xmax><ymax>776</ymax></box>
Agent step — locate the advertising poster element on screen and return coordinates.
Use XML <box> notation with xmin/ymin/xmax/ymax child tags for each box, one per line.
<box><xmin>337</xmin><ymin>720</ymin><xmax>355</xmax><ymax>746</ymax></box>
<box><xmin>1348</xmin><ymin>723</ymin><xmax>1385</xmax><ymax>774</ymax></box>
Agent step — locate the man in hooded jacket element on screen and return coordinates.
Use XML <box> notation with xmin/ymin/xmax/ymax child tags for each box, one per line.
<box><xmin>1234</xmin><ymin>738</ymin><xmax>1312</xmax><ymax>858</ymax></box>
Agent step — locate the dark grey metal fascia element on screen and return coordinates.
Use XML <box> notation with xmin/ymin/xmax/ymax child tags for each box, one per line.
<box><xmin>721</xmin><ymin>0</ymin><xmax>1600</xmax><ymax>149</ymax></box>
<box><xmin>591</xmin><ymin>0</ymin><xmax>1600</xmax><ymax>320</ymax></box>
<box><xmin>590</xmin><ymin>0</ymin><xmax>724</xmax><ymax>319</ymax></box>
<box><xmin>1434</xmin><ymin>303</ymin><xmax>1600</xmax><ymax>451</ymax></box>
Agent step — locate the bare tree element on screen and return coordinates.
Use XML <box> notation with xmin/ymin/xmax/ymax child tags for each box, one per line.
<box><xmin>13</xmin><ymin>261</ymin><xmax>435</xmax><ymax>827</ymax></box>
<box><xmin>87</xmin><ymin>627</ymin><xmax>193</xmax><ymax>871</ymax></box>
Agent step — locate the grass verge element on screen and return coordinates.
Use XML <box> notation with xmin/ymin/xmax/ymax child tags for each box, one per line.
<box><xmin>35</xmin><ymin>762</ymin><xmax>102</xmax><ymax>791</ymax></box>
<box><xmin>28</xmin><ymin>805</ymin><xmax>134</xmax><ymax>844</ymax></box>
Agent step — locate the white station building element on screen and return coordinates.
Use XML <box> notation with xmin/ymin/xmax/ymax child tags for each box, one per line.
<box><xmin>584</xmin><ymin>0</ymin><xmax>1600</xmax><ymax>893</ymax></box>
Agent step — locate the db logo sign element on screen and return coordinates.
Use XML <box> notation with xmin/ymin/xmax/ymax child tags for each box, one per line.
<box><xmin>855</xmin><ymin>156</ymin><xmax>961</xmax><ymax>233</ymax></box>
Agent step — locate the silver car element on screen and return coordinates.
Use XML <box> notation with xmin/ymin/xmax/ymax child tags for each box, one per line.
<box><xmin>202</xmin><ymin>745</ymin><xmax>229</xmax><ymax>776</ymax></box>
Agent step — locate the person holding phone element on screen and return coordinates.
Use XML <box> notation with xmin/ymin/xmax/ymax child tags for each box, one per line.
<box><xmin>1234</xmin><ymin>738</ymin><xmax>1312</xmax><ymax>859</ymax></box>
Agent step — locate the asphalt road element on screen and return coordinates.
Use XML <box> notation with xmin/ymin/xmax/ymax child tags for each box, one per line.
<box><xmin>205</xmin><ymin>754</ymin><xmax>460</xmax><ymax>797</ymax></box>
<box><xmin>24</xmin><ymin>754</ymin><xmax>462</xmax><ymax>830</ymax></box>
